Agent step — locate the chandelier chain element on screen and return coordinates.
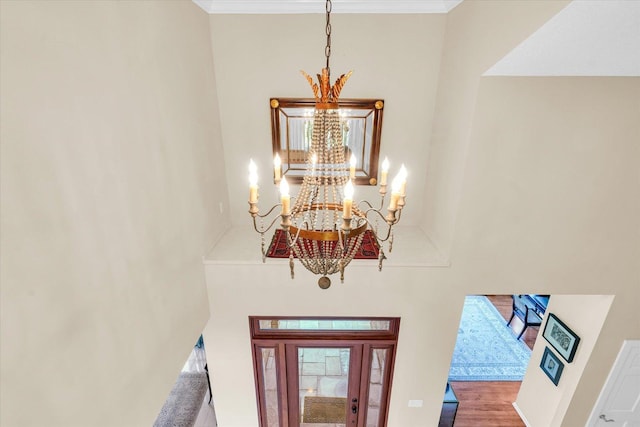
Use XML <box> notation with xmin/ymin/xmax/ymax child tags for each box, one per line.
<box><xmin>325</xmin><ymin>0</ymin><xmax>332</xmax><ymax>75</ymax></box>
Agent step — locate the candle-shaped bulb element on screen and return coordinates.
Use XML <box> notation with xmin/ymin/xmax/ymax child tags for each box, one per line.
<box><xmin>344</xmin><ymin>180</ymin><xmax>354</xmax><ymax>200</ymax></box>
<box><xmin>280</xmin><ymin>176</ymin><xmax>290</xmax><ymax>216</ymax></box>
<box><xmin>382</xmin><ymin>157</ymin><xmax>390</xmax><ymax>173</ymax></box>
<box><xmin>249</xmin><ymin>159</ymin><xmax>257</xmax><ymax>177</ymax></box>
<box><xmin>399</xmin><ymin>164</ymin><xmax>407</xmax><ymax>179</ymax></box>
<box><xmin>391</xmin><ymin>173</ymin><xmax>402</xmax><ymax>194</ymax></box>
<box><xmin>248</xmin><ymin>160</ymin><xmax>258</xmax><ymax>185</ymax></box>
<box><xmin>273</xmin><ymin>153</ymin><xmax>281</xmax><ymax>182</ymax></box>
<box><xmin>380</xmin><ymin>157</ymin><xmax>390</xmax><ymax>186</ymax></box>
<box><xmin>350</xmin><ymin>153</ymin><xmax>357</xmax><ymax>180</ymax></box>
<box><xmin>248</xmin><ymin>159</ymin><xmax>258</xmax><ymax>203</ymax></box>
<box><xmin>388</xmin><ymin>173</ymin><xmax>402</xmax><ymax>211</ymax></box>
<box><xmin>343</xmin><ymin>180</ymin><xmax>354</xmax><ymax>219</ymax></box>
<box><xmin>279</xmin><ymin>176</ymin><xmax>289</xmax><ymax>197</ymax></box>
<box><xmin>398</xmin><ymin>164</ymin><xmax>408</xmax><ymax>196</ymax></box>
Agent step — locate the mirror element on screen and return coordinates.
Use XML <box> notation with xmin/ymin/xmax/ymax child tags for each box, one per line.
<box><xmin>270</xmin><ymin>98</ymin><xmax>384</xmax><ymax>185</ymax></box>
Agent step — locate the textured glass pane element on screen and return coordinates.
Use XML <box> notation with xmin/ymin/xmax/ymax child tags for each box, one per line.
<box><xmin>366</xmin><ymin>349</ymin><xmax>388</xmax><ymax>427</ymax></box>
<box><xmin>299</xmin><ymin>347</ymin><xmax>349</xmax><ymax>427</ymax></box>
<box><xmin>258</xmin><ymin>318</ymin><xmax>390</xmax><ymax>331</ymax></box>
<box><xmin>261</xmin><ymin>348</ymin><xmax>280</xmax><ymax>427</ymax></box>
<box><xmin>259</xmin><ymin>320</ymin><xmax>282</xmax><ymax>330</ymax></box>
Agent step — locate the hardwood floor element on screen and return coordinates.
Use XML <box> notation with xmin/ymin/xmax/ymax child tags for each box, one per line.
<box><xmin>448</xmin><ymin>381</ymin><xmax>524</xmax><ymax>427</ymax></box>
<box><xmin>486</xmin><ymin>294</ymin><xmax>539</xmax><ymax>351</ymax></box>
<box><xmin>447</xmin><ymin>295</ymin><xmax>540</xmax><ymax>427</ymax></box>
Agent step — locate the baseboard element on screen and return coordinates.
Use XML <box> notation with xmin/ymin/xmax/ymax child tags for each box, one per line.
<box><xmin>512</xmin><ymin>401</ymin><xmax>532</xmax><ymax>427</ymax></box>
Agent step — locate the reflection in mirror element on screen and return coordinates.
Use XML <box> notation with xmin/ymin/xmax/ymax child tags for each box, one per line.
<box><xmin>270</xmin><ymin>98</ymin><xmax>384</xmax><ymax>185</ymax></box>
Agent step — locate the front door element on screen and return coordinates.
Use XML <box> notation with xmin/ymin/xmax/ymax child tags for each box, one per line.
<box><xmin>250</xmin><ymin>317</ymin><xmax>400</xmax><ymax>427</ymax></box>
<box><xmin>290</xmin><ymin>343</ymin><xmax>360</xmax><ymax>426</ymax></box>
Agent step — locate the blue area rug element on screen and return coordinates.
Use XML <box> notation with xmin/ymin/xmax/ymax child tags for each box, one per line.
<box><xmin>448</xmin><ymin>295</ymin><xmax>531</xmax><ymax>381</ymax></box>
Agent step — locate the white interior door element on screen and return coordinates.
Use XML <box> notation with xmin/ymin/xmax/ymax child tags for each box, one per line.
<box><xmin>588</xmin><ymin>340</ymin><xmax>640</xmax><ymax>427</ymax></box>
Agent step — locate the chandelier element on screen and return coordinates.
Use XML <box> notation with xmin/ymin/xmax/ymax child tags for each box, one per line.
<box><xmin>248</xmin><ymin>0</ymin><xmax>407</xmax><ymax>289</ymax></box>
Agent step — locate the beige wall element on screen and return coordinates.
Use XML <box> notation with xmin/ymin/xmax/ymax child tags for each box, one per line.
<box><xmin>204</xmin><ymin>262</ymin><xmax>464</xmax><ymax>427</ymax></box>
<box><xmin>453</xmin><ymin>76</ymin><xmax>640</xmax><ymax>426</ymax></box>
<box><xmin>204</xmin><ymin>74</ymin><xmax>639</xmax><ymax>426</ymax></box>
<box><xmin>452</xmin><ymin>76</ymin><xmax>640</xmax><ymax>294</ymax></box>
<box><xmin>209</xmin><ymin>13</ymin><xmax>446</xmax><ymax>228</ymax></box>
<box><xmin>0</xmin><ymin>2</ymin><xmax>227</xmax><ymax>426</ymax></box>
<box><xmin>517</xmin><ymin>295</ymin><xmax>614</xmax><ymax>426</ymax></box>
<box><xmin>422</xmin><ymin>0</ymin><xmax>570</xmax><ymax>257</ymax></box>
<box><xmin>2</xmin><ymin>1</ymin><xmax>639</xmax><ymax>426</ymax></box>
<box><xmin>204</xmin><ymin>4</ymin><xmax>639</xmax><ymax>426</ymax></box>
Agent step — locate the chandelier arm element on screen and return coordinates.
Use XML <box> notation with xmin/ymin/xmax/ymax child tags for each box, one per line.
<box><xmin>361</xmin><ymin>205</ymin><xmax>393</xmax><ymax>224</ymax></box>
<box><xmin>356</xmin><ymin>199</ymin><xmax>376</xmax><ymax>210</ymax></box>
<box><xmin>355</xmin><ymin>197</ymin><xmax>388</xmax><ymax>213</ymax></box>
<box><xmin>393</xmin><ymin>207</ymin><xmax>403</xmax><ymax>224</ymax></box>
<box><xmin>253</xmin><ymin>203</ymin><xmax>282</xmax><ymax>220</ymax></box>
<box><xmin>251</xmin><ymin>206</ymin><xmax>282</xmax><ymax>234</ymax></box>
<box><xmin>360</xmin><ymin>215</ymin><xmax>393</xmax><ymax>244</ymax></box>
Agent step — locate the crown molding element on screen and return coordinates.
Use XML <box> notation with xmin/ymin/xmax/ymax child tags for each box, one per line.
<box><xmin>193</xmin><ymin>0</ymin><xmax>463</xmax><ymax>14</ymax></box>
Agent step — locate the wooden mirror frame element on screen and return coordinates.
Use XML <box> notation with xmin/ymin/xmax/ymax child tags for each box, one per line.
<box><xmin>270</xmin><ymin>98</ymin><xmax>384</xmax><ymax>185</ymax></box>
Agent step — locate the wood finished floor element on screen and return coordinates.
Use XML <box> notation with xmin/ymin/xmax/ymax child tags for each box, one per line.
<box><xmin>448</xmin><ymin>295</ymin><xmax>540</xmax><ymax>427</ymax></box>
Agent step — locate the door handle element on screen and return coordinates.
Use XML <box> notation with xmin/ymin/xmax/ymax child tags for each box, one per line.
<box><xmin>599</xmin><ymin>414</ymin><xmax>615</xmax><ymax>423</ymax></box>
<box><xmin>351</xmin><ymin>404</ymin><xmax>357</xmax><ymax>414</ymax></box>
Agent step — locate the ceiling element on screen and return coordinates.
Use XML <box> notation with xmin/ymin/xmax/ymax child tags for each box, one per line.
<box><xmin>193</xmin><ymin>0</ymin><xmax>640</xmax><ymax>76</ymax></box>
<box><xmin>486</xmin><ymin>0</ymin><xmax>640</xmax><ymax>76</ymax></box>
<box><xmin>192</xmin><ymin>0</ymin><xmax>464</xmax><ymax>14</ymax></box>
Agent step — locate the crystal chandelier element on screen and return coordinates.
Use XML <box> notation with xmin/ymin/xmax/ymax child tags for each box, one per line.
<box><xmin>248</xmin><ymin>0</ymin><xmax>407</xmax><ymax>289</ymax></box>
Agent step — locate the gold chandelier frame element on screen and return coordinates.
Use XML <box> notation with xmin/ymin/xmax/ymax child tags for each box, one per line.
<box><xmin>247</xmin><ymin>0</ymin><xmax>406</xmax><ymax>288</ymax></box>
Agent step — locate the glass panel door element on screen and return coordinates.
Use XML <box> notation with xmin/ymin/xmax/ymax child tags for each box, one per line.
<box><xmin>298</xmin><ymin>347</ymin><xmax>350</xmax><ymax>426</ymax></box>
<box><xmin>250</xmin><ymin>317</ymin><xmax>399</xmax><ymax>427</ymax></box>
<box><xmin>288</xmin><ymin>344</ymin><xmax>362</xmax><ymax>427</ymax></box>
<box><xmin>365</xmin><ymin>348</ymin><xmax>389</xmax><ymax>427</ymax></box>
<box><xmin>260</xmin><ymin>347</ymin><xmax>281</xmax><ymax>427</ymax></box>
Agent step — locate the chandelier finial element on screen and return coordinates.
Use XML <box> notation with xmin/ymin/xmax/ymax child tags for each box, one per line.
<box><xmin>300</xmin><ymin>69</ymin><xmax>352</xmax><ymax>104</ymax></box>
<box><xmin>299</xmin><ymin>0</ymin><xmax>352</xmax><ymax>106</ymax></box>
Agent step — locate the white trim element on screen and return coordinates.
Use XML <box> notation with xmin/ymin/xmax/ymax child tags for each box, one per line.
<box><xmin>512</xmin><ymin>401</ymin><xmax>532</xmax><ymax>427</ymax></box>
<box><xmin>192</xmin><ymin>0</ymin><xmax>463</xmax><ymax>14</ymax></box>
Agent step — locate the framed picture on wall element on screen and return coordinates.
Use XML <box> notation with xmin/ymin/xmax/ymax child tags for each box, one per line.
<box><xmin>542</xmin><ymin>313</ymin><xmax>580</xmax><ymax>363</ymax></box>
<box><xmin>540</xmin><ymin>347</ymin><xmax>564</xmax><ymax>386</ymax></box>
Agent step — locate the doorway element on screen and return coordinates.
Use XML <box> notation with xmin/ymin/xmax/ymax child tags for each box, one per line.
<box><xmin>250</xmin><ymin>317</ymin><xmax>400</xmax><ymax>427</ymax></box>
<box><xmin>444</xmin><ymin>295</ymin><xmax>547</xmax><ymax>426</ymax></box>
